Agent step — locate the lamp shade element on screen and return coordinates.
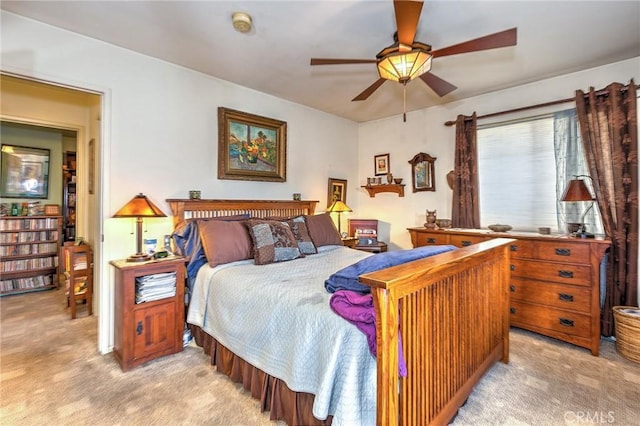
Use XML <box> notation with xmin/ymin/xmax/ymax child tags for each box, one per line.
<box><xmin>561</xmin><ymin>179</ymin><xmax>593</xmax><ymax>202</ymax></box>
<box><xmin>377</xmin><ymin>49</ymin><xmax>432</xmax><ymax>83</ymax></box>
<box><xmin>326</xmin><ymin>200</ymin><xmax>352</xmax><ymax>213</ymax></box>
<box><xmin>113</xmin><ymin>193</ymin><xmax>166</xmax><ymax>218</ymax></box>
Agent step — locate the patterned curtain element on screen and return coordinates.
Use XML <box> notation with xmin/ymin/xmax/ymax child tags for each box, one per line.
<box><xmin>575</xmin><ymin>80</ymin><xmax>638</xmax><ymax>336</ymax></box>
<box><xmin>452</xmin><ymin>113</ymin><xmax>480</xmax><ymax>228</ymax></box>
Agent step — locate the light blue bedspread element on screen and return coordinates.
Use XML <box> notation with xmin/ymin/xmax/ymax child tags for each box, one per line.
<box><xmin>188</xmin><ymin>245</ymin><xmax>377</xmax><ymax>425</ymax></box>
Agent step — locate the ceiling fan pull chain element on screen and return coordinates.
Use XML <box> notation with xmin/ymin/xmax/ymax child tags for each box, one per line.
<box><xmin>403</xmin><ymin>83</ymin><xmax>407</xmax><ymax>122</ymax></box>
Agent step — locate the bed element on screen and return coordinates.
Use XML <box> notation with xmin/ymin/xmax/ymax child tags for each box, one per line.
<box><xmin>167</xmin><ymin>198</ymin><xmax>513</xmax><ymax>425</ymax></box>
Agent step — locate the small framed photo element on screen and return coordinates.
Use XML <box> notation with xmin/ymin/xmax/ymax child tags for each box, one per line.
<box><xmin>327</xmin><ymin>178</ymin><xmax>347</xmax><ymax>207</ymax></box>
<box><xmin>374</xmin><ymin>153</ymin><xmax>390</xmax><ymax>176</ymax></box>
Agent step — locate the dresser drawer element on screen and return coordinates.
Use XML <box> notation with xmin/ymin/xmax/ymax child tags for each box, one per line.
<box><xmin>449</xmin><ymin>234</ymin><xmax>487</xmax><ymax>247</ymax></box>
<box><xmin>506</xmin><ymin>239</ymin><xmax>534</xmax><ymax>259</ymax></box>
<box><xmin>415</xmin><ymin>233</ymin><xmax>447</xmax><ymax>246</ymax></box>
<box><xmin>534</xmin><ymin>241</ymin><xmax>591</xmax><ymax>263</ymax></box>
<box><xmin>511</xmin><ymin>259</ymin><xmax>591</xmax><ymax>286</ymax></box>
<box><xmin>510</xmin><ymin>300</ymin><xmax>591</xmax><ymax>339</ymax></box>
<box><xmin>509</xmin><ymin>277</ymin><xmax>591</xmax><ymax>313</ymax></box>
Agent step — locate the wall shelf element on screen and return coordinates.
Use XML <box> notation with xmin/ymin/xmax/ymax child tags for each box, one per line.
<box><xmin>361</xmin><ymin>184</ymin><xmax>405</xmax><ymax>197</ymax></box>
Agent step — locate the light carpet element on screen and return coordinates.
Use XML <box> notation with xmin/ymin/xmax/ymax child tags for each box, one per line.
<box><xmin>1</xmin><ymin>287</ymin><xmax>638</xmax><ymax>425</ymax></box>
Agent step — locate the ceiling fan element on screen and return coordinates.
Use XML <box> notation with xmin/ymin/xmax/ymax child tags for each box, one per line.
<box><xmin>310</xmin><ymin>0</ymin><xmax>517</xmax><ymax>120</ymax></box>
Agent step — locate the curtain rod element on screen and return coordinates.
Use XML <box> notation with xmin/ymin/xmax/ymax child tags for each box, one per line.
<box><xmin>444</xmin><ymin>83</ymin><xmax>639</xmax><ymax>127</ymax></box>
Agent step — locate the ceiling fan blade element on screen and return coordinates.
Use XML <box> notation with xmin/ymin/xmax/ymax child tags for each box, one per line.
<box><xmin>352</xmin><ymin>78</ymin><xmax>387</xmax><ymax>101</ymax></box>
<box><xmin>431</xmin><ymin>27</ymin><xmax>517</xmax><ymax>58</ymax></box>
<box><xmin>310</xmin><ymin>58</ymin><xmax>377</xmax><ymax>65</ymax></box>
<box><xmin>394</xmin><ymin>0</ymin><xmax>423</xmax><ymax>49</ymax></box>
<box><xmin>419</xmin><ymin>72</ymin><xmax>457</xmax><ymax>97</ymax></box>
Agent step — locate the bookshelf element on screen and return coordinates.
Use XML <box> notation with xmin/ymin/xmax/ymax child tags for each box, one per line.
<box><xmin>0</xmin><ymin>215</ymin><xmax>62</xmax><ymax>296</ymax></box>
<box><xmin>62</xmin><ymin>151</ymin><xmax>76</xmax><ymax>242</ymax></box>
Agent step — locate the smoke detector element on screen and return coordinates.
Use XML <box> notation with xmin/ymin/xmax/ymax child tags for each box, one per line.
<box><xmin>232</xmin><ymin>12</ymin><xmax>252</xmax><ymax>33</ymax></box>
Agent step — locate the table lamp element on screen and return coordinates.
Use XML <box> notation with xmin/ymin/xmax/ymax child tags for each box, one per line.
<box><xmin>560</xmin><ymin>175</ymin><xmax>595</xmax><ymax>238</ymax></box>
<box><xmin>326</xmin><ymin>200</ymin><xmax>352</xmax><ymax>236</ymax></box>
<box><xmin>113</xmin><ymin>193</ymin><xmax>166</xmax><ymax>261</ymax></box>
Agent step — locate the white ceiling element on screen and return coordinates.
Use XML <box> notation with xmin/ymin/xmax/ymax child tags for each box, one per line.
<box><xmin>2</xmin><ymin>1</ymin><xmax>639</xmax><ymax>123</ymax></box>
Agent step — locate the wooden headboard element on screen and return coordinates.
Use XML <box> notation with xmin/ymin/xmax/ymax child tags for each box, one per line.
<box><xmin>166</xmin><ymin>199</ymin><xmax>319</xmax><ymax>228</ymax></box>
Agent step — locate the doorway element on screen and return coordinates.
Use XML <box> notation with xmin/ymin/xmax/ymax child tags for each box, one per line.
<box><xmin>1</xmin><ymin>73</ymin><xmax>105</xmax><ymax>351</ymax></box>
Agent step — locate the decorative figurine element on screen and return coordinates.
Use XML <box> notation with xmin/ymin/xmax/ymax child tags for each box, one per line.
<box><xmin>424</xmin><ymin>209</ymin><xmax>437</xmax><ymax>228</ymax></box>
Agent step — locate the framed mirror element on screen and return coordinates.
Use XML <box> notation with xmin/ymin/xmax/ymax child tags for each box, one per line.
<box><xmin>408</xmin><ymin>152</ymin><xmax>436</xmax><ymax>193</ymax></box>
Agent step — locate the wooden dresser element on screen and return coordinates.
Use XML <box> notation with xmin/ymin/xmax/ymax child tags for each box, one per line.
<box><xmin>408</xmin><ymin>227</ymin><xmax>610</xmax><ymax>355</ymax></box>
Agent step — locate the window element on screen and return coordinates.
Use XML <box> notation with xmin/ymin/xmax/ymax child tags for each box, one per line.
<box><xmin>477</xmin><ymin>111</ymin><xmax>603</xmax><ymax>234</ymax></box>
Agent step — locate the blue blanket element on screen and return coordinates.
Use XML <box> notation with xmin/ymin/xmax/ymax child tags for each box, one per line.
<box><xmin>324</xmin><ymin>245</ymin><xmax>457</xmax><ymax>293</ymax></box>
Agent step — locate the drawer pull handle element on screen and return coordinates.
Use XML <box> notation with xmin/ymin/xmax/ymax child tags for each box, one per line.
<box><xmin>559</xmin><ymin>318</ymin><xmax>574</xmax><ymax>327</ymax></box>
<box><xmin>558</xmin><ymin>293</ymin><xmax>574</xmax><ymax>302</ymax></box>
<box><xmin>509</xmin><ymin>285</ymin><xmax>516</xmax><ymax>292</ymax></box>
<box><xmin>510</xmin><ymin>308</ymin><xmax>516</xmax><ymax>314</ymax></box>
<box><xmin>427</xmin><ymin>238</ymin><xmax>436</xmax><ymax>244</ymax></box>
<box><xmin>461</xmin><ymin>240</ymin><xmax>472</xmax><ymax>247</ymax></box>
<box><xmin>555</xmin><ymin>248</ymin><xmax>571</xmax><ymax>256</ymax></box>
<box><xmin>510</xmin><ymin>244</ymin><xmax>518</xmax><ymax>252</ymax></box>
<box><xmin>136</xmin><ymin>321</ymin><xmax>143</xmax><ymax>335</ymax></box>
<box><xmin>558</xmin><ymin>270</ymin><xmax>574</xmax><ymax>278</ymax></box>
<box><xmin>510</xmin><ymin>264</ymin><xmax>515</xmax><ymax>271</ymax></box>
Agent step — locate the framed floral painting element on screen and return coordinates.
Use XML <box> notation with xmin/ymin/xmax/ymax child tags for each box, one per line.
<box><xmin>218</xmin><ymin>107</ymin><xmax>287</xmax><ymax>182</ymax></box>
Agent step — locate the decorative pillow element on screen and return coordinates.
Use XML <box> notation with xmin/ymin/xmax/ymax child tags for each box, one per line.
<box><xmin>284</xmin><ymin>216</ymin><xmax>317</xmax><ymax>255</ymax></box>
<box><xmin>199</xmin><ymin>217</ymin><xmax>253</xmax><ymax>268</ymax></box>
<box><xmin>246</xmin><ymin>219</ymin><xmax>304</xmax><ymax>265</ymax></box>
<box><xmin>266</xmin><ymin>215</ymin><xmax>317</xmax><ymax>255</ymax></box>
<box><xmin>305</xmin><ymin>213</ymin><xmax>342</xmax><ymax>247</ymax></box>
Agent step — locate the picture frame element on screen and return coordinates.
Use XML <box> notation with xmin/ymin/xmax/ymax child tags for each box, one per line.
<box><xmin>327</xmin><ymin>178</ymin><xmax>347</xmax><ymax>207</ymax></box>
<box><xmin>88</xmin><ymin>138</ymin><xmax>95</xmax><ymax>195</ymax></box>
<box><xmin>0</xmin><ymin>144</ymin><xmax>50</xmax><ymax>199</ymax></box>
<box><xmin>218</xmin><ymin>107</ymin><xmax>287</xmax><ymax>182</ymax></box>
<box><xmin>408</xmin><ymin>152</ymin><xmax>437</xmax><ymax>192</ymax></box>
<box><xmin>374</xmin><ymin>153</ymin><xmax>390</xmax><ymax>176</ymax></box>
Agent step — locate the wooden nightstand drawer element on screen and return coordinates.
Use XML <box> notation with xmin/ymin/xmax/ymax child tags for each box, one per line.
<box><xmin>511</xmin><ymin>259</ymin><xmax>591</xmax><ymax>286</ymax></box>
<box><xmin>510</xmin><ymin>300</ymin><xmax>592</xmax><ymax>339</ymax></box>
<box><xmin>509</xmin><ymin>277</ymin><xmax>591</xmax><ymax>313</ymax></box>
<box><xmin>133</xmin><ymin>300</ymin><xmax>178</xmax><ymax>359</ymax></box>
<box><xmin>534</xmin><ymin>241</ymin><xmax>591</xmax><ymax>263</ymax></box>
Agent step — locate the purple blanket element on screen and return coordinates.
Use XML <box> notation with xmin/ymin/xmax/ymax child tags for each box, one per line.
<box><xmin>330</xmin><ymin>290</ymin><xmax>407</xmax><ymax>377</ymax></box>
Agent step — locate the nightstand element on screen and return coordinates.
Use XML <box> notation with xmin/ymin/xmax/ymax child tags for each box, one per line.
<box><xmin>110</xmin><ymin>256</ymin><xmax>186</xmax><ymax>371</ymax></box>
<box><xmin>342</xmin><ymin>237</ymin><xmax>359</xmax><ymax>249</ymax></box>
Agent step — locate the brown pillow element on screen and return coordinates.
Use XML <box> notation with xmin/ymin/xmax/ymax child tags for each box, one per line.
<box><xmin>199</xmin><ymin>219</ymin><xmax>253</xmax><ymax>267</ymax></box>
<box><xmin>246</xmin><ymin>219</ymin><xmax>304</xmax><ymax>265</ymax></box>
<box><xmin>305</xmin><ymin>213</ymin><xmax>342</xmax><ymax>247</ymax></box>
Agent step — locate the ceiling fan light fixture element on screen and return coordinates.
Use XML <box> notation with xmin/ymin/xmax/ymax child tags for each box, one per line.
<box><xmin>377</xmin><ymin>49</ymin><xmax>432</xmax><ymax>83</ymax></box>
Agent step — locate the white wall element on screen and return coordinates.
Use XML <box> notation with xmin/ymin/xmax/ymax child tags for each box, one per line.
<box><xmin>357</xmin><ymin>57</ymin><xmax>640</xmax><ymax>249</ymax></box>
<box><xmin>1</xmin><ymin>11</ymin><xmax>359</xmax><ymax>353</ymax></box>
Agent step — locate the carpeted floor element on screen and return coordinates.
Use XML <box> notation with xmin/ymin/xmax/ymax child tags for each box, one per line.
<box><xmin>1</xmin><ymin>287</ymin><xmax>639</xmax><ymax>425</ymax></box>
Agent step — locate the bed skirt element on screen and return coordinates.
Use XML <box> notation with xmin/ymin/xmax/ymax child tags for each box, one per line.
<box><xmin>189</xmin><ymin>324</ymin><xmax>333</xmax><ymax>426</ymax></box>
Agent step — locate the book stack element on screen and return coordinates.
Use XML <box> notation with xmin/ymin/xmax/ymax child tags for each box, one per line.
<box><xmin>135</xmin><ymin>272</ymin><xmax>176</xmax><ymax>304</ymax></box>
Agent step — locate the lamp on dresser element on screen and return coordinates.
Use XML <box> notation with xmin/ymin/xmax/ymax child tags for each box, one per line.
<box><xmin>561</xmin><ymin>175</ymin><xmax>596</xmax><ymax>238</ymax></box>
<box><xmin>113</xmin><ymin>193</ymin><xmax>166</xmax><ymax>262</ymax></box>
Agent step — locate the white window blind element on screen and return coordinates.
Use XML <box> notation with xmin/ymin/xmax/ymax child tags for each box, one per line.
<box><xmin>478</xmin><ymin>116</ymin><xmax>559</xmax><ymax>232</ymax></box>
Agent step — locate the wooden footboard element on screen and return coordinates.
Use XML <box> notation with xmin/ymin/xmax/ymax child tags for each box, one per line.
<box><xmin>359</xmin><ymin>238</ymin><xmax>514</xmax><ymax>426</ymax></box>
